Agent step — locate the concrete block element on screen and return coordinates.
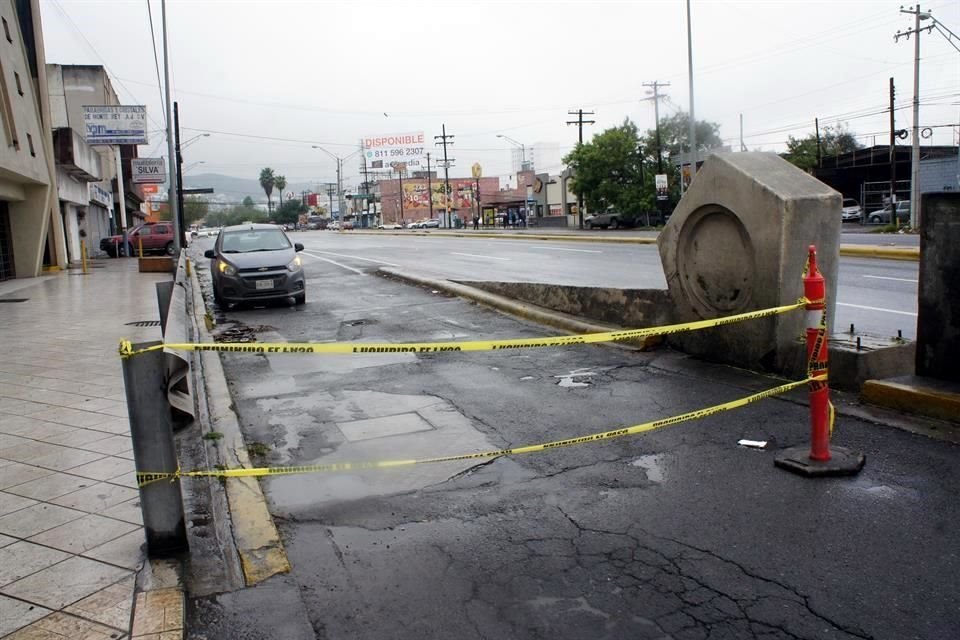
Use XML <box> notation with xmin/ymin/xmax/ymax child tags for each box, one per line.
<box><xmin>139</xmin><ymin>257</ymin><xmax>175</xmax><ymax>273</ymax></box>
<box><xmin>657</xmin><ymin>152</ymin><xmax>841</xmax><ymax>371</ymax></box>
<box><xmin>917</xmin><ymin>192</ymin><xmax>960</xmax><ymax>381</ymax></box>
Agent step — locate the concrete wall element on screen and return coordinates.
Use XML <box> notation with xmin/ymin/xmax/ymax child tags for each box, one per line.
<box><xmin>919</xmin><ymin>157</ymin><xmax>959</xmax><ymax>194</ymax></box>
<box><xmin>916</xmin><ymin>192</ymin><xmax>960</xmax><ymax>381</ymax></box>
<box><xmin>658</xmin><ymin>152</ymin><xmax>841</xmax><ymax>373</ymax></box>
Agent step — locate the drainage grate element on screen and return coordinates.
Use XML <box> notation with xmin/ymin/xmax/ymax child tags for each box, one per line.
<box><xmin>0</xmin><ymin>298</ymin><xmax>28</xmax><ymax>303</ymax></box>
<box><xmin>125</xmin><ymin>320</ymin><xmax>162</xmax><ymax>327</ymax></box>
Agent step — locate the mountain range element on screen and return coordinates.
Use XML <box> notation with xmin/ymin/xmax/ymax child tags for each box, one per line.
<box><xmin>180</xmin><ymin>173</ymin><xmax>327</xmax><ymax>204</ymax></box>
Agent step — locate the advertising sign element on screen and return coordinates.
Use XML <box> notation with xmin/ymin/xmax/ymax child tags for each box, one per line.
<box><xmin>655</xmin><ymin>174</ymin><xmax>669</xmax><ymax>201</ymax></box>
<box><xmin>88</xmin><ymin>182</ymin><xmax>113</xmax><ymax>208</ymax></box>
<box><xmin>82</xmin><ymin>106</ymin><xmax>148</xmax><ymax>145</ymax></box>
<box><xmin>363</xmin><ymin>132</ymin><xmax>426</xmax><ymax>170</ymax></box>
<box><xmin>131</xmin><ymin>158</ymin><xmax>166</xmax><ymax>184</ymax></box>
<box><xmin>402</xmin><ymin>180</ymin><xmax>477</xmax><ymax>212</ymax></box>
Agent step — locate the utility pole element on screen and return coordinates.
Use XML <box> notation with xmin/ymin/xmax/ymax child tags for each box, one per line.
<box><xmin>426</xmin><ymin>153</ymin><xmax>433</xmax><ymax>221</ymax></box>
<box><xmin>326</xmin><ymin>183</ymin><xmax>335</xmax><ymax>219</ymax></box>
<box><xmin>889</xmin><ymin>77</ymin><xmax>897</xmax><ymax>207</ymax></box>
<box><xmin>173</xmin><ymin>102</ymin><xmax>186</xmax><ymax>248</ymax></box>
<box><xmin>434</xmin><ymin>124</ymin><xmax>455</xmax><ymax>228</ymax></box>
<box><xmin>397</xmin><ymin>164</ymin><xmax>405</xmax><ymax>224</ymax></box>
<box><xmin>685</xmin><ymin>0</ymin><xmax>697</xmax><ymax>189</ymax></box>
<box><xmin>815</xmin><ymin>118</ymin><xmax>822</xmax><ymax>169</ymax></box>
<box><xmin>160</xmin><ymin>0</ymin><xmax>180</xmax><ymax>252</ymax></box>
<box><xmin>362</xmin><ymin>156</ymin><xmax>370</xmax><ymax>227</ymax></box>
<box><xmin>895</xmin><ymin>4</ymin><xmax>933</xmax><ymax>228</ymax></box>
<box><xmin>566</xmin><ymin>108</ymin><xmax>595</xmax><ymax>229</ymax></box>
<box><xmin>739</xmin><ymin>114</ymin><xmax>747</xmax><ymax>152</ymax></box>
<box><xmin>642</xmin><ymin>81</ymin><xmax>670</xmax><ymax>173</ymax></box>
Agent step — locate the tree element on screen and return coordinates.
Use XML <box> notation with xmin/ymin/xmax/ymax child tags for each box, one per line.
<box><xmin>242</xmin><ymin>196</ymin><xmax>255</xmax><ymax>208</ymax></box>
<box><xmin>639</xmin><ymin>111</ymin><xmax>723</xmax><ymax>167</ymax></box>
<box><xmin>274</xmin><ymin>175</ymin><xmax>287</xmax><ymax>207</ymax></box>
<box><xmin>182</xmin><ymin>196</ymin><xmax>208</xmax><ymax>225</ymax></box>
<box><xmin>783</xmin><ymin>123</ymin><xmax>863</xmax><ymax>172</ymax></box>
<box><xmin>259</xmin><ymin>168</ymin><xmax>275</xmax><ymax>213</ymax></box>
<box><xmin>273</xmin><ymin>199</ymin><xmax>307</xmax><ymax>225</ymax></box>
<box><xmin>563</xmin><ymin>118</ymin><xmax>648</xmax><ymax>220</ymax></box>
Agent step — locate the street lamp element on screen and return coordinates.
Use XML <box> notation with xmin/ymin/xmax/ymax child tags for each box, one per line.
<box><xmin>497</xmin><ymin>134</ymin><xmax>528</xmax><ymax>171</ymax></box>
<box><xmin>184</xmin><ymin>161</ymin><xmax>205</xmax><ymax>173</ymax></box>
<box><xmin>312</xmin><ymin>145</ymin><xmax>363</xmax><ymax>221</ymax></box>
<box><xmin>181</xmin><ymin>133</ymin><xmax>210</xmax><ymax>149</ymax></box>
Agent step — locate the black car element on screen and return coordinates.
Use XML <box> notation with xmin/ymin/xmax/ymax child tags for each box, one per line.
<box><xmin>204</xmin><ymin>224</ymin><xmax>306</xmax><ymax>305</ymax></box>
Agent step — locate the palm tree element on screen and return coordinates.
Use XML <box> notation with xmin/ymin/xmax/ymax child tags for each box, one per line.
<box><xmin>259</xmin><ymin>168</ymin><xmax>275</xmax><ymax>213</ymax></box>
<box><xmin>275</xmin><ymin>175</ymin><xmax>287</xmax><ymax>208</ymax></box>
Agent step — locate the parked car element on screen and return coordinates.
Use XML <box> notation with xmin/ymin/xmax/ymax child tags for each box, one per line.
<box><xmin>378</xmin><ymin>223</ymin><xmax>404</xmax><ymax>230</ymax></box>
<box><xmin>342</xmin><ymin>220</ymin><xmax>354</xmax><ymax>230</ymax></box>
<box><xmin>405</xmin><ymin>220</ymin><xmax>421</xmax><ymax>229</ymax></box>
<box><xmin>328</xmin><ymin>221</ymin><xmax>341</xmax><ymax>231</ymax></box>
<box><xmin>841</xmin><ymin>198</ymin><xmax>862</xmax><ymax>222</ymax></box>
<box><xmin>584</xmin><ymin>212</ymin><xmax>631</xmax><ymax>230</ymax></box>
<box><xmin>421</xmin><ymin>219</ymin><xmax>441</xmax><ymax>229</ymax></box>
<box><xmin>204</xmin><ymin>223</ymin><xmax>306</xmax><ymax>306</ymax></box>
<box><xmin>100</xmin><ymin>222</ymin><xmax>176</xmax><ymax>258</ymax></box>
<box><xmin>866</xmin><ymin>200</ymin><xmax>910</xmax><ymax>225</ymax></box>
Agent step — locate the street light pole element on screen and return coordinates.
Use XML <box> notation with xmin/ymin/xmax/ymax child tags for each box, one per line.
<box><xmin>685</xmin><ymin>0</ymin><xmax>697</xmax><ymax>193</ymax></box>
<box><xmin>497</xmin><ymin>134</ymin><xmax>527</xmax><ymax>171</ymax></box>
<box><xmin>161</xmin><ymin>0</ymin><xmax>180</xmax><ymax>253</ymax></box>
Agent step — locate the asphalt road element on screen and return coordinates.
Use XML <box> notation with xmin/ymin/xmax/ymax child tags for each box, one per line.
<box><xmin>186</xmin><ymin>242</ymin><xmax>958</xmax><ymax>640</ymax></box>
<box><xmin>288</xmin><ymin>231</ymin><xmax>919</xmax><ymax>339</ymax></box>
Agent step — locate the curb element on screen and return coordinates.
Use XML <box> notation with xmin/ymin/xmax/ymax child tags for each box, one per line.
<box><xmin>377</xmin><ymin>267</ymin><xmax>660</xmax><ymax>350</ymax></box>
<box><xmin>186</xmin><ymin>256</ymin><xmax>291</xmax><ymax>586</ymax></box>
<box><xmin>862</xmin><ymin>379</ymin><xmax>960</xmax><ymax>424</ymax></box>
<box><xmin>345</xmin><ymin>230</ymin><xmax>919</xmax><ymax>260</ymax></box>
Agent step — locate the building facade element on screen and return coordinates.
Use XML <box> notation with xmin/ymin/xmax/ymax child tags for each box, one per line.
<box><xmin>0</xmin><ymin>0</ymin><xmax>61</xmax><ymax>280</ymax></box>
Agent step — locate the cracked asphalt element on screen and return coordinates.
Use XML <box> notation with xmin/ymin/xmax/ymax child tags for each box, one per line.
<box><xmin>186</xmin><ymin>240</ymin><xmax>959</xmax><ymax>640</ymax></box>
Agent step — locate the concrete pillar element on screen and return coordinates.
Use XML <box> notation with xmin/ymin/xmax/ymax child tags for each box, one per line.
<box><xmin>657</xmin><ymin>152</ymin><xmax>841</xmax><ymax>373</ymax></box>
<box><xmin>63</xmin><ymin>203</ymin><xmax>80</xmax><ymax>263</ymax></box>
<box><xmin>916</xmin><ymin>192</ymin><xmax>960</xmax><ymax>381</ymax></box>
<box><xmin>7</xmin><ymin>184</ymin><xmax>51</xmax><ymax>277</ymax></box>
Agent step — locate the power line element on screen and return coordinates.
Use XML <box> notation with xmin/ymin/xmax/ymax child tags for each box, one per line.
<box><xmin>566</xmin><ymin>109</ymin><xmax>595</xmax><ymax>230</ymax></box>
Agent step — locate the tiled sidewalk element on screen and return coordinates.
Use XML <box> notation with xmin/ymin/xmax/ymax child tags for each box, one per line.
<box><xmin>0</xmin><ymin>260</ymin><xmax>173</xmax><ymax>638</ymax></box>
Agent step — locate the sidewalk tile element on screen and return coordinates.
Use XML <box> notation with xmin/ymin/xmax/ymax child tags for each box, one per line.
<box><xmin>0</xmin><ymin>594</ymin><xmax>51</xmax><ymax>636</ymax></box>
<box><xmin>65</xmin><ymin>574</ymin><xmax>135</xmax><ymax>630</ymax></box>
<box><xmin>64</xmin><ymin>397</ymin><xmax>125</xmax><ymax>413</ymax></box>
<box><xmin>50</xmin><ymin>481</ymin><xmax>137</xmax><ymax>512</ymax></box>
<box><xmin>6</xmin><ymin>473</ymin><xmax>96</xmax><ymax>501</ymax></box>
<box><xmin>2</xmin><ymin>555</ymin><xmax>131</xmax><ymax>609</ymax></box>
<box><xmin>0</xmin><ymin>463</ymin><xmax>54</xmax><ymax>490</ymax></box>
<box><xmin>68</xmin><ymin>456</ymin><xmax>134</xmax><ymax>482</ymax></box>
<box><xmin>0</xmin><ymin>441</ymin><xmax>66</xmax><ymax>462</ymax></box>
<box><xmin>78</xmin><ymin>435</ymin><xmax>132</xmax><ymax>456</ymax></box>
<box><xmin>0</xmin><ymin>541</ymin><xmax>70</xmax><ymax>587</ymax></box>
<box><xmin>102</xmin><ymin>498</ymin><xmax>143</xmax><ymax>525</ymax></box>
<box><xmin>29</xmin><ymin>513</ymin><xmax>139</xmax><ymax>554</ymax></box>
<box><xmin>0</xmin><ymin>533</ymin><xmax>18</xmax><ymax>548</ymax></box>
<box><xmin>0</xmin><ymin>401</ymin><xmax>51</xmax><ymax>418</ymax></box>
<box><xmin>31</xmin><ymin>448</ymin><xmax>106</xmax><ymax>472</ymax></box>
<box><xmin>132</xmin><ymin>587</ymin><xmax>183</xmax><ymax>636</ymax></box>
<box><xmin>4</xmin><ymin>610</ymin><xmax>122</xmax><ymax>639</ymax></box>
<box><xmin>22</xmin><ymin>407</ymin><xmax>108</xmax><ymax>428</ymax></box>
<box><xmin>0</xmin><ymin>503</ymin><xmax>85</xmax><ymax>537</ymax></box>
<box><xmin>40</xmin><ymin>428</ymin><xmax>115</xmax><ymax>448</ymax></box>
<box><xmin>0</xmin><ymin>417</ymin><xmax>72</xmax><ymax>439</ymax></box>
<box><xmin>88</xmin><ymin>416</ymin><xmax>132</xmax><ymax>435</ymax></box>
<box><xmin>0</xmin><ymin>490</ymin><xmax>38</xmax><ymax>516</ymax></box>
<box><xmin>82</xmin><ymin>529</ymin><xmax>145</xmax><ymax>570</ymax></box>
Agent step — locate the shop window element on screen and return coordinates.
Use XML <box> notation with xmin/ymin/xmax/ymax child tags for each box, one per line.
<box><xmin>2</xmin><ymin>17</ymin><xmax>11</xmax><ymax>43</ymax></box>
<box><xmin>14</xmin><ymin>72</ymin><xmax>22</xmax><ymax>96</ymax></box>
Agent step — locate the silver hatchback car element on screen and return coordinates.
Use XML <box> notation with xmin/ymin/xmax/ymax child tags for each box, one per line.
<box><xmin>205</xmin><ymin>224</ymin><xmax>306</xmax><ymax>305</ymax></box>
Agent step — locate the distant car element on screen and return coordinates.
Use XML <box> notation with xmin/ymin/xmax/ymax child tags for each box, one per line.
<box><xmin>100</xmin><ymin>222</ymin><xmax>176</xmax><ymax>258</ymax></box>
<box><xmin>584</xmin><ymin>212</ymin><xmax>631</xmax><ymax>230</ymax></box>
<box><xmin>328</xmin><ymin>221</ymin><xmax>341</xmax><ymax>231</ymax></box>
<box><xmin>204</xmin><ymin>223</ymin><xmax>306</xmax><ymax>306</ymax></box>
<box><xmin>378</xmin><ymin>223</ymin><xmax>403</xmax><ymax>230</ymax></box>
<box><xmin>841</xmin><ymin>198</ymin><xmax>862</xmax><ymax>222</ymax></box>
<box><xmin>342</xmin><ymin>220</ymin><xmax>354</xmax><ymax>230</ymax></box>
<box><xmin>421</xmin><ymin>219</ymin><xmax>441</xmax><ymax>228</ymax></box>
<box><xmin>405</xmin><ymin>221</ymin><xmax>420</xmax><ymax>229</ymax></box>
<box><xmin>866</xmin><ymin>200</ymin><xmax>910</xmax><ymax>225</ymax></box>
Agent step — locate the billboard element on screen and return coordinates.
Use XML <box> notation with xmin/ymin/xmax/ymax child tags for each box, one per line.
<box><xmin>82</xmin><ymin>106</ymin><xmax>148</xmax><ymax>145</ymax></box>
<box><xmin>131</xmin><ymin>158</ymin><xmax>166</xmax><ymax>183</ymax></box>
<box><xmin>655</xmin><ymin>174</ymin><xmax>669</xmax><ymax>201</ymax></box>
<box><xmin>402</xmin><ymin>180</ymin><xmax>478</xmax><ymax>212</ymax></box>
<box><xmin>363</xmin><ymin>132</ymin><xmax>426</xmax><ymax>170</ymax></box>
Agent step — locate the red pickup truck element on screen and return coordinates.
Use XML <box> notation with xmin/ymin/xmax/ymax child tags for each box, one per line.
<box><xmin>100</xmin><ymin>223</ymin><xmax>176</xmax><ymax>258</ymax></box>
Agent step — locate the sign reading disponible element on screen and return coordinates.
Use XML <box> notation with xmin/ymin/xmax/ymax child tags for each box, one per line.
<box><xmin>82</xmin><ymin>106</ymin><xmax>148</xmax><ymax>145</ymax></box>
<box><xmin>363</xmin><ymin>132</ymin><xmax>425</xmax><ymax>170</ymax></box>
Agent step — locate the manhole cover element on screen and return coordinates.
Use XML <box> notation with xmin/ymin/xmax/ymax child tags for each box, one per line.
<box><xmin>0</xmin><ymin>298</ymin><xmax>28</xmax><ymax>303</ymax></box>
<box><xmin>125</xmin><ymin>320</ymin><xmax>162</xmax><ymax>327</ymax></box>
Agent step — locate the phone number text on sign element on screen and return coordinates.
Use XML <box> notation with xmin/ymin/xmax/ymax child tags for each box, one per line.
<box><xmin>363</xmin><ymin>132</ymin><xmax>425</xmax><ymax>169</ymax></box>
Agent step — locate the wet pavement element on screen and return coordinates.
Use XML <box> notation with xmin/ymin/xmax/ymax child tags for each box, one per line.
<box><xmin>188</xmin><ymin>243</ymin><xmax>958</xmax><ymax>640</ymax></box>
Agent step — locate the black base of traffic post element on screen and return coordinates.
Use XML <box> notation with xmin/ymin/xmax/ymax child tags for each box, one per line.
<box><xmin>774</xmin><ymin>445</ymin><xmax>865</xmax><ymax>478</ymax></box>
<box><xmin>122</xmin><ymin>340</ymin><xmax>188</xmax><ymax>556</ymax></box>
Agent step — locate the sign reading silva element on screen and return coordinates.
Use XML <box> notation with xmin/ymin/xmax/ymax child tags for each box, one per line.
<box><xmin>131</xmin><ymin>158</ymin><xmax>166</xmax><ymax>184</ymax></box>
<box><xmin>363</xmin><ymin>132</ymin><xmax>425</xmax><ymax>170</ymax></box>
<box><xmin>82</xmin><ymin>106</ymin><xmax>148</xmax><ymax>145</ymax></box>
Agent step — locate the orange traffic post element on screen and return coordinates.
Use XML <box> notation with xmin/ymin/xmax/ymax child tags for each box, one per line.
<box><xmin>138</xmin><ymin>236</ymin><xmax>144</xmax><ymax>259</ymax></box>
<box><xmin>775</xmin><ymin>245</ymin><xmax>865</xmax><ymax>477</ymax></box>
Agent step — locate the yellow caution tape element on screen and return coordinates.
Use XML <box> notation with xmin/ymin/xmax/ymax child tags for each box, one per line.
<box><xmin>120</xmin><ymin>299</ymin><xmax>809</xmax><ymax>359</ymax></box>
<box><xmin>137</xmin><ymin>375</ymin><xmax>819</xmax><ymax>487</ymax></box>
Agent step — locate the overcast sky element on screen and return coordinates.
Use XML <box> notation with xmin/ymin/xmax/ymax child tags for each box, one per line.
<box><xmin>39</xmin><ymin>0</ymin><xmax>959</xmax><ymax>190</ymax></box>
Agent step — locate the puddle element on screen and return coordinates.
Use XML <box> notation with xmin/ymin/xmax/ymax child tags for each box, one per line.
<box><xmin>629</xmin><ymin>454</ymin><xmax>668</xmax><ymax>483</ymax></box>
<box><xmin>554</xmin><ymin>368</ymin><xmax>598</xmax><ymax>388</ymax></box>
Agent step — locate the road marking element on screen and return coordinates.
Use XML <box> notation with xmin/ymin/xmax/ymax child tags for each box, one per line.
<box><xmin>837</xmin><ymin>302</ymin><xmax>917</xmax><ymax>317</ymax></box>
<box><xmin>301</xmin><ymin>250</ymin><xmax>399</xmax><ymax>267</ymax></box>
<box><xmin>451</xmin><ymin>252</ymin><xmax>511</xmax><ymax>261</ymax></box>
<box><xmin>529</xmin><ymin>246</ymin><xmax>602</xmax><ymax>254</ymax></box>
<box><xmin>301</xmin><ymin>252</ymin><xmax>365</xmax><ymax>275</ymax></box>
<box><xmin>863</xmin><ymin>275</ymin><xmax>918</xmax><ymax>283</ymax></box>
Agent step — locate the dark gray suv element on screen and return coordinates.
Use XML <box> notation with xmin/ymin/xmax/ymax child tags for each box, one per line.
<box><xmin>204</xmin><ymin>224</ymin><xmax>306</xmax><ymax>305</ymax></box>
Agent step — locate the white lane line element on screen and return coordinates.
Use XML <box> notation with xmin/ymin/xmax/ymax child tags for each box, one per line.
<box><xmin>862</xmin><ymin>275</ymin><xmax>918</xmax><ymax>283</ymax></box>
<box><xmin>529</xmin><ymin>246</ymin><xmax>602</xmax><ymax>254</ymax></box>
<box><xmin>302</xmin><ymin>249</ymin><xmax>399</xmax><ymax>267</ymax></box>
<box><xmin>301</xmin><ymin>252</ymin><xmax>365</xmax><ymax>275</ymax></box>
<box><xmin>450</xmin><ymin>252</ymin><xmax>512</xmax><ymax>261</ymax></box>
<box><xmin>837</xmin><ymin>302</ymin><xmax>917</xmax><ymax>317</ymax></box>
